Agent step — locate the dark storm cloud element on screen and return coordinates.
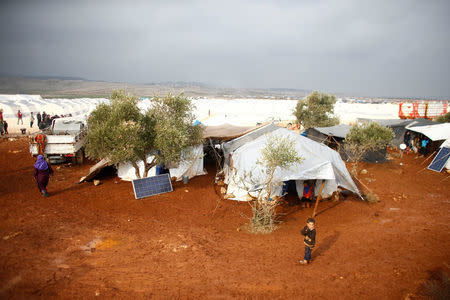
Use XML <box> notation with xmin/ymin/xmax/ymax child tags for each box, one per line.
<box><xmin>0</xmin><ymin>0</ymin><xmax>449</xmax><ymax>98</ymax></box>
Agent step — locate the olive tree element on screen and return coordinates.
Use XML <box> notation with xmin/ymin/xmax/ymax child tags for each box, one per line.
<box><xmin>250</xmin><ymin>135</ymin><xmax>303</xmax><ymax>233</ymax></box>
<box><xmin>344</xmin><ymin>122</ymin><xmax>394</xmax><ymax>174</ymax></box>
<box><xmin>150</xmin><ymin>94</ymin><xmax>204</xmax><ymax>168</ymax></box>
<box><xmin>85</xmin><ymin>90</ymin><xmax>203</xmax><ymax>178</ymax></box>
<box><xmin>293</xmin><ymin>91</ymin><xmax>339</xmax><ymax>129</ymax></box>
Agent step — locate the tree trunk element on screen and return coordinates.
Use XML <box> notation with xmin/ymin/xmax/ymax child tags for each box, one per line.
<box><xmin>264</xmin><ymin>168</ymin><xmax>276</xmax><ymax>202</ymax></box>
<box><xmin>143</xmin><ymin>157</ymin><xmax>157</xmax><ymax>178</ymax></box>
<box><xmin>352</xmin><ymin>161</ymin><xmax>358</xmax><ymax>176</ymax></box>
<box><xmin>131</xmin><ymin>161</ymin><xmax>141</xmax><ymax>179</ymax></box>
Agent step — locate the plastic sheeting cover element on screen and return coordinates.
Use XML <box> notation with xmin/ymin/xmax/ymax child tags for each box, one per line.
<box><xmin>224</xmin><ymin>127</ymin><xmax>359</xmax><ymax>201</ymax></box>
<box><xmin>117</xmin><ymin>145</ymin><xmax>206</xmax><ymax>182</ymax></box>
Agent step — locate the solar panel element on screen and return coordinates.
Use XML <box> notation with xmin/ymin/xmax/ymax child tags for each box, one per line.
<box><xmin>428</xmin><ymin>147</ymin><xmax>450</xmax><ymax>172</ymax></box>
<box><xmin>132</xmin><ymin>173</ymin><xmax>173</xmax><ymax>199</ymax></box>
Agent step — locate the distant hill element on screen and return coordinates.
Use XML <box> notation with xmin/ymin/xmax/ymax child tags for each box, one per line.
<box><xmin>0</xmin><ymin>76</ymin><xmax>311</xmax><ymax>99</ymax></box>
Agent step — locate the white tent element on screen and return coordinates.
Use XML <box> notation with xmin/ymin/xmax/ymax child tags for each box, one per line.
<box><xmin>117</xmin><ymin>145</ymin><xmax>206</xmax><ymax>181</ymax></box>
<box><xmin>223</xmin><ymin>127</ymin><xmax>360</xmax><ymax>201</ymax></box>
<box><xmin>440</xmin><ymin>139</ymin><xmax>450</xmax><ymax>170</ymax></box>
<box><xmin>408</xmin><ymin>123</ymin><xmax>450</xmax><ymax>141</ymax></box>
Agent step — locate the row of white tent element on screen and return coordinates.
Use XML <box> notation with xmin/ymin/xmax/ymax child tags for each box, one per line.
<box><xmin>0</xmin><ymin>95</ymin><xmax>297</xmax><ymax>129</ymax></box>
<box><xmin>0</xmin><ymin>94</ymin><xmax>107</xmax><ymax>120</ymax></box>
<box><xmin>118</xmin><ymin>124</ymin><xmax>360</xmax><ymax>201</ymax></box>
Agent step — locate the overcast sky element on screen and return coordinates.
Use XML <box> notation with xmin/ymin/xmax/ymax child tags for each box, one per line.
<box><xmin>0</xmin><ymin>0</ymin><xmax>449</xmax><ymax>98</ymax></box>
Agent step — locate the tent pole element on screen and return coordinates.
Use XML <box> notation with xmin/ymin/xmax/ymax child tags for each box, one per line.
<box><xmin>421</xmin><ymin>150</ymin><xmax>437</xmax><ymax>165</ymax></box>
<box><xmin>312</xmin><ymin>181</ymin><xmax>325</xmax><ymax>218</ymax></box>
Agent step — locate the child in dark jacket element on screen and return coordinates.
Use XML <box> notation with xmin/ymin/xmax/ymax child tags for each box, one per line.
<box><xmin>300</xmin><ymin>218</ymin><xmax>316</xmax><ymax>264</ymax></box>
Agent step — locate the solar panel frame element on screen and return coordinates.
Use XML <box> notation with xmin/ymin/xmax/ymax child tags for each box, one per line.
<box><xmin>427</xmin><ymin>147</ymin><xmax>450</xmax><ymax>172</ymax></box>
<box><xmin>132</xmin><ymin>173</ymin><xmax>173</xmax><ymax>199</ymax></box>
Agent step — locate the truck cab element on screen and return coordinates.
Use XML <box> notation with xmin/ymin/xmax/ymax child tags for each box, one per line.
<box><xmin>51</xmin><ymin>118</ymin><xmax>85</xmax><ymax>135</ymax></box>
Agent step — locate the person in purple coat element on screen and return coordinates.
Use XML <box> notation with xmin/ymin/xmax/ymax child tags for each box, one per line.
<box><xmin>33</xmin><ymin>155</ymin><xmax>53</xmax><ymax>197</ymax></box>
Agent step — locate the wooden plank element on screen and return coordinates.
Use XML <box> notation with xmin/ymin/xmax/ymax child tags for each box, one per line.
<box><xmin>312</xmin><ymin>181</ymin><xmax>325</xmax><ymax>218</ymax></box>
<box><xmin>79</xmin><ymin>158</ymin><xmax>110</xmax><ymax>183</ymax></box>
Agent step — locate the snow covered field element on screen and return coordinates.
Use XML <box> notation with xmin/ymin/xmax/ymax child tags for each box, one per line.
<box><xmin>0</xmin><ymin>95</ymin><xmax>400</xmax><ymax>134</ymax></box>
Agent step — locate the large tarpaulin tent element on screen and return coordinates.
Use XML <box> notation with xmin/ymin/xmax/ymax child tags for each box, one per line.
<box><xmin>222</xmin><ymin>123</ymin><xmax>280</xmax><ymax>167</ymax></box>
<box><xmin>305</xmin><ymin>124</ymin><xmax>350</xmax><ymax>144</ymax></box>
<box><xmin>223</xmin><ymin>126</ymin><xmax>360</xmax><ymax>201</ymax></box>
<box><xmin>310</xmin><ymin>124</ymin><xmax>350</xmax><ymax>139</ymax></box>
<box><xmin>407</xmin><ymin>123</ymin><xmax>450</xmax><ymax>141</ymax></box>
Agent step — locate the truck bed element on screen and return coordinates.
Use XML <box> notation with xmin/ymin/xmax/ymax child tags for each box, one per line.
<box><xmin>29</xmin><ymin>132</ymin><xmax>85</xmax><ymax>156</ymax></box>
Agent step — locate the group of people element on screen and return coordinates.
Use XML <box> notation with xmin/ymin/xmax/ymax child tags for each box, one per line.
<box><xmin>1</xmin><ymin>109</ymin><xmax>74</xmax><ymax>134</ymax></box>
<box><xmin>403</xmin><ymin>131</ymin><xmax>431</xmax><ymax>156</ymax></box>
<box><xmin>33</xmin><ymin>111</ymin><xmax>52</xmax><ymax>129</ymax></box>
<box><xmin>25</xmin><ymin>111</ymin><xmax>72</xmax><ymax>130</ymax></box>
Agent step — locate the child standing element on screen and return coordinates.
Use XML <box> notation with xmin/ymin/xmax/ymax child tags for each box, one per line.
<box><xmin>299</xmin><ymin>218</ymin><xmax>316</xmax><ymax>264</ymax></box>
<box><xmin>301</xmin><ymin>182</ymin><xmax>313</xmax><ymax>208</ymax></box>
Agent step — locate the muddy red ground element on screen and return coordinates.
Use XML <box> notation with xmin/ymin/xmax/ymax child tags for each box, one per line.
<box><xmin>0</xmin><ymin>137</ymin><xmax>449</xmax><ymax>299</ymax></box>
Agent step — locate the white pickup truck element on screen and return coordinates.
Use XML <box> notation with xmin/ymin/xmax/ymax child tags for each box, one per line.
<box><xmin>30</xmin><ymin>117</ymin><xmax>87</xmax><ymax>164</ymax></box>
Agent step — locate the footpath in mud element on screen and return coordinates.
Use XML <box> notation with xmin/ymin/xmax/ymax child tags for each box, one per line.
<box><xmin>0</xmin><ymin>137</ymin><xmax>449</xmax><ymax>299</ymax></box>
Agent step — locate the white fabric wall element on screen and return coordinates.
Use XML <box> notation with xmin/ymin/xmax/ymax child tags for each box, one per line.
<box><xmin>117</xmin><ymin>145</ymin><xmax>206</xmax><ymax>182</ymax></box>
<box><xmin>169</xmin><ymin>145</ymin><xmax>207</xmax><ymax>181</ymax></box>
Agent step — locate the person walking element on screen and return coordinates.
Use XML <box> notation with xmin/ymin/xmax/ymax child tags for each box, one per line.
<box><xmin>299</xmin><ymin>218</ymin><xmax>316</xmax><ymax>265</ymax></box>
<box><xmin>17</xmin><ymin>110</ymin><xmax>23</xmax><ymax>125</ymax></box>
<box><xmin>30</xmin><ymin>112</ymin><xmax>35</xmax><ymax>128</ymax></box>
<box><xmin>33</xmin><ymin>155</ymin><xmax>53</xmax><ymax>197</ymax></box>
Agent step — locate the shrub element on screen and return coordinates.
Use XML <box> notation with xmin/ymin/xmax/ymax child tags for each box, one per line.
<box><xmin>344</xmin><ymin>122</ymin><xmax>394</xmax><ymax>174</ymax></box>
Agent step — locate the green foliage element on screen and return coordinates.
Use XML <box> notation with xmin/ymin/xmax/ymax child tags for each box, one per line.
<box><xmin>345</xmin><ymin>122</ymin><xmax>394</xmax><ymax>151</ymax></box>
<box><xmin>258</xmin><ymin>135</ymin><xmax>303</xmax><ymax>172</ymax></box>
<box><xmin>293</xmin><ymin>91</ymin><xmax>339</xmax><ymax>129</ymax></box>
<box><xmin>85</xmin><ymin>90</ymin><xmax>203</xmax><ymax>178</ymax></box>
<box><xmin>436</xmin><ymin>112</ymin><xmax>450</xmax><ymax>123</ymax></box>
<box><xmin>150</xmin><ymin>94</ymin><xmax>204</xmax><ymax>166</ymax></box>
<box><xmin>344</xmin><ymin>122</ymin><xmax>394</xmax><ymax>174</ymax></box>
<box><xmin>85</xmin><ymin>90</ymin><xmax>144</xmax><ymax>166</ymax></box>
